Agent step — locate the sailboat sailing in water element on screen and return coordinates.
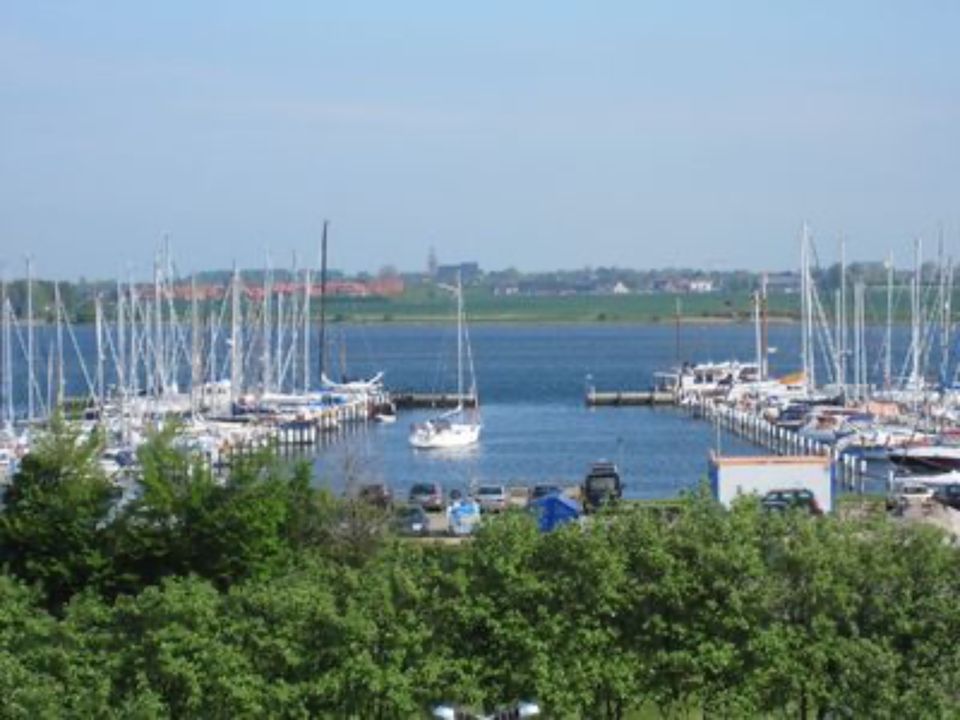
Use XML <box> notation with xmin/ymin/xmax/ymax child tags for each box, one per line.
<box><xmin>409</xmin><ymin>275</ymin><xmax>481</xmax><ymax>449</ymax></box>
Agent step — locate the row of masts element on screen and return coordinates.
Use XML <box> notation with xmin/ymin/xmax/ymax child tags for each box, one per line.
<box><xmin>790</xmin><ymin>225</ymin><xmax>957</xmax><ymax>403</ymax></box>
<box><xmin>1</xmin><ymin>224</ymin><xmax>335</xmax><ymax>432</ymax></box>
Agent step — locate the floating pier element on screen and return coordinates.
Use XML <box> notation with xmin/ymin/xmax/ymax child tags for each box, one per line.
<box><xmin>585</xmin><ymin>390</ymin><xmax>676</xmax><ymax>407</ymax></box>
<box><xmin>683</xmin><ymin>398</ymin><xmax>869</xmax><ymax>492</ymax></box>
<box><xmin>586</xmin><ymin>384</ymin><xmax>870</xmax><ymax>492</ymax></box>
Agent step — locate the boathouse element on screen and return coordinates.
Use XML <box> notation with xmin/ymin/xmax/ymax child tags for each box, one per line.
<box><xmin>708</xmin><ymin>453</ymin><xmax>835</xmax><ymax>513</ymax></box>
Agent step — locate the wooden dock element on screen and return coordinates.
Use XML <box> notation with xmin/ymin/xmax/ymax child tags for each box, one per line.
<box><xmin>585</xmin><ymin>390</ymin><xmax>676</xmax><ymax>407</ymax></box>
<box><xmin>392</xmin><ymin>393</ymin><xmax>478</xmax><ymax>409</ymax></box>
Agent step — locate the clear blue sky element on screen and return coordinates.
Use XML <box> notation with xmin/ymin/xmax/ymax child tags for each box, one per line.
<box><xmin>2</xmin><ymin>1</ymin><xmax>959</xmax><ymax>279</ymax></box>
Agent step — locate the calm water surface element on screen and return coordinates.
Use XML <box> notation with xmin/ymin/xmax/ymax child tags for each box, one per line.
<box><xmin>313</xmin><ymin>322</ymin><xmax>799</xmax><ymax>499</ymax></box>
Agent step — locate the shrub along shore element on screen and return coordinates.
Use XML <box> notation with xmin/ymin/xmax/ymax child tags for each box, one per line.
<box><xmin>1</xmin><ymin>419</ymin><xmax>959</xmax><ymax>718</ymax></box>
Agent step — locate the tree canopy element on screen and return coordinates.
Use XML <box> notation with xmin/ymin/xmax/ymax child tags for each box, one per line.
<box><xmin>0</xmin><ymin>422</ymin><xmax>958</xmax><ymax>717</ymax></box>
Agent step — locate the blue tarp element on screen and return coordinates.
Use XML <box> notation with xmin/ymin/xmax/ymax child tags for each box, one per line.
<box><xmin>530</xmin><ymin>494</ymin><xmax>581</xmax><ymax>532</ymax></box>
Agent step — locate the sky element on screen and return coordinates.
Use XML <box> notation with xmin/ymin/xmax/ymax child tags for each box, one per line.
<box><xmin>2</xmin><ymin>1</ymin><xmax>959</xmax><ymax>279</ymax></box>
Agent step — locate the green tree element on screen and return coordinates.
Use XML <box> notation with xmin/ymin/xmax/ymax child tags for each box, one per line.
<box><xmin>99</xmin><ymin>577</ymin><xmax>267</xmax><ymax>718</ymax></box>
<box><xmin>528</xmin><ymin>518</ymin><xmax>634</xmax><ymax>719</ymax></box>
<box><xmin>0</xmin><ymin>415</ymin><xmax>116</xmax><ymax>611</ymax></box>
<box><xmin>111</xmin><ymin>427</ymin><xmax>317</xmax><ymax>596</ymax></box>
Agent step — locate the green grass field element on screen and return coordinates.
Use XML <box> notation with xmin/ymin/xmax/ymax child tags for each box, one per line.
<box><xmin>324</xmin><ymin>288</ymin><xmax>801</xmax><ymax>324</ymax></box>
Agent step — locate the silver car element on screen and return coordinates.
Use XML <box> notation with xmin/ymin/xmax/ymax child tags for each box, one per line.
<box><xmin>476</xmin><ymin>484</ymin><xmax>508</xmax><ymax>513</ymax></box>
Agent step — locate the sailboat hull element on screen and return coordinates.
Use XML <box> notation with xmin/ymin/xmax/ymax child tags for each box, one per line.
<box><xmin>409</xmin><ymin>422</ymin><xmax>481</xmax><ymax>449</ymax></box>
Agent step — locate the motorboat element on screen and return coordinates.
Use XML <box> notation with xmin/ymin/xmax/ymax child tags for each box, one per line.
<box><xmin>888</xmin><ymin>443</ymin><xmax>960</xmax><ymax>475</ymax></box>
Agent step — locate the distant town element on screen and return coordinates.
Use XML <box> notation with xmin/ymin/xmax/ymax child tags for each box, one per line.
<box><xmin>0</xmin><ymin>250</ymin><xmax>946</xmax><ymax>325</ymax></box>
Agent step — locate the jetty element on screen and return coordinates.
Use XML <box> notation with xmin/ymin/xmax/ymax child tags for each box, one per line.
<box><xmin>585</xmin><ymin>390</ymin><xmax>675</xmax><ymax>407</ymax></box>
<box><xmin>393</xmin><ymin>392</ymin><xmax>478</xmax><ymax>410</ymax></box>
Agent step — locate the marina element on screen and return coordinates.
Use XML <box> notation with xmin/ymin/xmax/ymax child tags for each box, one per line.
<box><xmin>584</xmin><ymin>231</ymin><xmax>960</xmax><ymax>503</ymax></box>
<box><xmin>4</xmin><ymin>231</ymin><xmax>960</xmax><ymax>506</ymax></box>
<box><xmin>6</xmin><ymin>3</ymin><xmax>960</xmax><ymax>714</ymax></box>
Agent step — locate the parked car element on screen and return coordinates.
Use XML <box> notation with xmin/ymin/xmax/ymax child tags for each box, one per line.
<box><xmin>886</xmin><ymin>479</ymin><xmax>935</xmax><ymax>512</ymax></box>
<box><xmin>932</xmin><ymin>483</ymin><xmax>960</xmax><ymax>511</ymax></box>
<box><xmin>760</xmin><ymin>488</ymin><xmax>823</xmax><ymax>515</ymax></box>
<box><xmin>358</xmin><ymin>483</ymin><xmax>393</xmax><ymax>508</ymax></box>
<box><xmin>393</xmin><ymin>505</ymin><xmax>430</xmax><ymax>537</ymax></box>
<box><xmin>448</xmin><ymin>497</ymin><xmax>482</xmax><ymax>535</ymax></box>
<box><xmin>476</xmin><ymin>484</ymin><xmax>508</xmax><ymax>513</ymax></box>
<box><xmin>530</xmin><ymin>484</ymin><xmax>563</xmax><ymax>501</ymax></box>
<box><xmin>409</xmin><ymin>482</ymin><xmax>445</xmax><ymax>511</ymax></box>
<box><xmin>582</xmin><ymin>461</ymin><xmax>622</xmax><ymax>512</ymax></box>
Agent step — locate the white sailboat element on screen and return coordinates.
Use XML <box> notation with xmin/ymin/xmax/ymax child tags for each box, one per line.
<box><xmin>409</xmin><ymin>275</ymin><xmax>481</xmax><ymax>449</ymax></box>
<box><xmin>315</xmin><ymin>221</ymin><xmax>384</xmax><ymax>398</ymax></box>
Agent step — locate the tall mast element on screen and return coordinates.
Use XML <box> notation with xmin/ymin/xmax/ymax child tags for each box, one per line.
<box><xmin>116</xmin><ymin>278</ymin><xmax>128</xmax><ymax>441</ymax></box>
<box><xmin>839</xmin><ymin>236</ymin><xmax>847</xmax><ymax>392</ymax></box>
<box><xmin>942</xmin><ymin>258</ymin><xmax>954</xmax><ymax>388</ymax></box>
<box><xmin>26</xmin><ymin>256</ymin><xmax>34</xmax><ymax>422</ymax></box>
<box><xmin>938</xmin><ymin>227</ymin><xmax>952</xmax><ymax>387</ymax></box>
<box><xmin>230</xmin><ymin>264</ymin><xmax>243</xmax><ymax>404</ymax></box>
<box><xmin>154</xmin><ymin>250</ymin><xmax>164</xmax><ymax>396</ymax></box>
<box><xmin>54</xmin><ymin>281</ymin><xmax>64</xmax><ymax>407</ymax></box>
<box><xmin>116</xmin><ymin>279</ymin><xmax>126</xmax><ymax>399</ymax></box>
<box><xmin>318</xmin><ymin>219</ymin><xmax>329</xmax><ymax>383</ymax></box>
<box><xmin>754</xmin><ymin>288</ymin><xmax>762</xmax><ymax>380</ymax></box>
<box><xmin>143</xmin><ymin>303</ymin><xmax>153</xmax><ymax>396</ymax></box>
<box><xmin>95</xmin><ymin>293</ymin><xmax>105</xmax><ymax>412</ymax></box>
<box><xmin>46</xmin><ymin>342</ymin><xmax>53</xmax><ymax>416</ymax></box>
<box><xmin>800</xmin><ymin>224</ymin><xmax>814</xmax><ymax>391</ymax></box>
<box><xmin>261</xmin><ymin>253</ymin><xmax>272</xmax><ymax>394</ymax></box>
<box><xmin>800</xmin><ymin>226</ymin><xmax>808</xmax><ymax>388</ymax></box>
<box><xmin>128</xmin><ymin>276</ymin><xmax>138</xmax><ymax>398</ymax></box>
<box><xmin>834</xmin><ymin>288</ymin><xmax>842</xmax><ymax>390</ymax></box>
<box><xmin>457</xmin><ymin>271</ymin><xmax>463</xmax><ymax>410</ymax></box>
<box><xmin>911</xmin><ymin>237</ymin><xmax>922</xmax><ymax>390</ymax></box>
<box><xmin>302</xmin><ymin>265</ymin><xmax>311</xmax><ymax>392</ymax></box>
<box><xmin>760</xmin><ymin>274</ymin><xmax>769</xmax><ymax>381</ymax></box>
<box><xmin>207</xmin><ymin>311</ymin><xmax>216</xmax><ymax>384</ymax></box>
<box><xmin>290</xmin><ymin>251</ymin><xmax>299</xmax><ymax>392</ymax></box>
<box><xmin>190</xmin><ymin>275</ymin><xmax>201</xmax><ymax>413</ymax></box>
<box><xmin>275</xmin><ymin>285</ymin><xmax>284</xmax><ymax>391</ymax></box>
<box><xmin>884</xmin><ymin>252</ymin><xmax>893</xmax><ymax>390</ymax></box>
<box><xmin>164</xmin><ymin>237</ymin><xmax>175</xmax><ymax>390</ymax></box>
<box><xmin>858</xmin><ymin>282</ymin><xmax>867</xmax><ymax>399</ymax></box>
<box><xmin>1</xmin><ymin>277</ymin><xmax>12</xmax><ymax>431</ymax></box>
<box><xmin>852</xmin><ymin>282</ymin><xmax>862</xmax><ymax>401</ymax></box>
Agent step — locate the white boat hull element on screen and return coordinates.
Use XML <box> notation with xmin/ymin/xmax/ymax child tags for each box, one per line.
<box><xmin>409</xmin><ymin>422</ymin><xmax>481</xmax><ymax>449</ymax></box>
<box><xmin>894</xmin><ymin>470</ymin><xmax>960</xmax><ymax>487</ymax></box>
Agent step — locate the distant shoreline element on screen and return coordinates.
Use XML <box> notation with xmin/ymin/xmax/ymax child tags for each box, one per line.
<box><xmin>325</xmin><ymin>315</ymin><xmax>801</xmax><ymax>325</ymax></box>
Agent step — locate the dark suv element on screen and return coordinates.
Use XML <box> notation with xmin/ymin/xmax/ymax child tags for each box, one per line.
<box><xmin>582</xmin><ymin>462</ymin><xmax>622</xmax><ymax>512</ymax></box>
<box><xmin>408</xmin><ymin>482</ymin><xmax>444</xmax><ymax>511</ymax></box>
<box><xmin>932</xmin><ymin>483</ymin><xmax>960</xmax><ymax>511</ymax></box>
<box><xmin>761</xmin><ymin>488</ymin><xmax>823</xmax><ymax>515</ymax></box>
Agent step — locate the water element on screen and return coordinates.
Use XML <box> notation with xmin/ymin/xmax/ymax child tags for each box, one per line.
<box><xmin>4</xmin><ymin>321</ymin><xmax>926</xmax><ymax>499</ymax></box>
<box><xmin>313</xmin><ymin>322</ymin><xmax>801</xmax><ymax>499</ymax></box>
